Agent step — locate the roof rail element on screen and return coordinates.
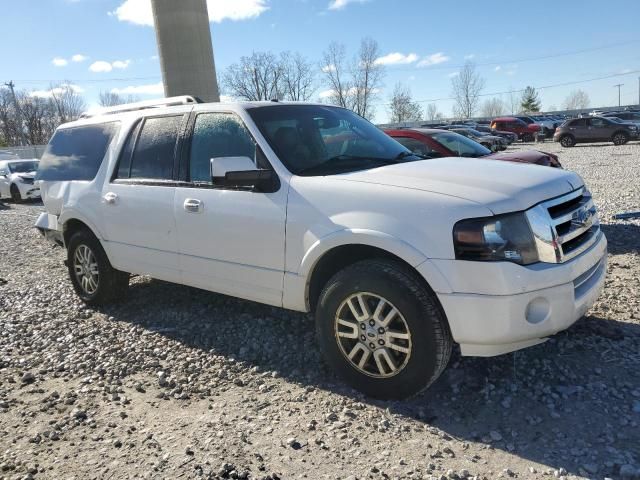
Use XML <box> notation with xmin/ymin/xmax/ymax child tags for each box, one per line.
<box><xmin>79</xmin><ymin>95</ymin><xmax>201</xmax><ymax>119</ymax></box>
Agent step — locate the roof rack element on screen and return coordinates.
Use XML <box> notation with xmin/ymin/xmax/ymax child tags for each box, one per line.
<box><xmin>79</xmin><ymin>95</ymin><xmax>201</xmax><ymax>119</ymax></box>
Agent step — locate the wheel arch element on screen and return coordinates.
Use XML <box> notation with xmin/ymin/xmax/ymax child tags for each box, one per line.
<box><xmin>302</xmin><ymin>232</ymin><xmax>451</xmax><ymax>312</ymax></box>
<box><xmin>61</xmin><ymin>214</ymin><xmax>104</xmax><ymax>248</ymax></box>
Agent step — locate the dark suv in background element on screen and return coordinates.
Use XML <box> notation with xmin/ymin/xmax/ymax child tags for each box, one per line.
<box><xmin>554</xmin><ymin>116</ymin><xmax>638</xmax><ymax>147</ymax></box>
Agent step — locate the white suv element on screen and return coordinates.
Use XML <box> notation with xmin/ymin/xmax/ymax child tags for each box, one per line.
<box><xmin>0</xmin><ymin>159</ymin><xmax>41</xmax><ymax>201</ymax></box>
<box><xmin>35</xmin><ymin>97</ymin><xmax>607</xmax><ymax>399</ymax></box>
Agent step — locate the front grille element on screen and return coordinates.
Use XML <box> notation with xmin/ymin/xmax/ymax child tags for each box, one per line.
<box><xmin>526</xmin><ymin>187</ymin><xmax>602</xmax><ymax>263</ymax></box>
<box><xmin>20</xmin><ymin>177</ymin><xmax>34</xmax><ymax>185</ymax></box>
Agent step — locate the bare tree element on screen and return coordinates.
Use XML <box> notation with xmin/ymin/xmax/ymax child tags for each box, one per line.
<box><xmin>17</xmin><ymin>93</ymin><xmax>58</xmax><ymax>145</ymax></box>
<box><xmin>451</xmin><ymin>62</ymin><xmax>485</xmax><ymax>118</ymax></box>
<box><xmin>279</xmin><ymin>52</ymin><xmax>316</xmax><ymax>101</ymax></box>
<box><xmin>388</xmin><ymin>83</ymin><xmax>423</xmax><ymax>123</ymax></box>
<box><xmin>320</xmin><ymin>42</ymin><xmax>353</xmax><ymax>109</ymax></box>
<box><xmin>425</xmin><ymin>103</ymin><xmax>442</xmax><ymax>121</ymax></box>
<box><xmin>351</xmin><ymin>37</ymin><xmax>384</xmax><ymax>120</ymax></box>
<box><xmin>99</xmin><ymin>91</ymin><xmax>140</xmax><ymax>107</ymax></box>
<box><xmin>0</xmin><ymin>88</ymin><xmax>18</xmax><ymax>146</ymax></box>
<box><xmin>222</xmin><ymin>52</ymin><xmax>284</xmax><ymax>101</ymax></box>
<box><xmin>563</xmin><ymin>89</ymin><xmax>590</xmax><ymax>110</ymax></box>
<box><xmin>481</xmin><ymin>97</ymin><xmax>505</xmax><ymax>118</ymax></box>
<box><xmin>49</xmin><ymin>83</ymin><xmax>86</xmax><ymax>123</ymax></box>
<box><xmin>505</xmin><ymin>87</ymin><xmax>519</xmax><ymax>115</ymax></box>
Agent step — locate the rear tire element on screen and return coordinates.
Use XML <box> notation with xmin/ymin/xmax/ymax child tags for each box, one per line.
<box><xmin>67</xmin><ymin>229</ymin><xmax>129</xmax><ymax>306</ymax></box>
<box><xmin>10</xmin><ymin>184</ymin><xmax>21</xmax><ymax>202</ymax></box>
<box><xmin>315</xmin><ymin>259</ymin><xmax>452</xmax><ymax>400</ymax></box>
<box><xmin>560</xmin><ymin>134</ymin><xmax>576</xmax><ymax>147</ymax></box>
<box><xmin>522</xmin><ymin>133</ymin><xmax>534</xmax><ymax>142</ymax></box>
<box><xmin>612</xmin><ymin>131</ymin><xmax>629</xmax><ymax>146</ymax></box>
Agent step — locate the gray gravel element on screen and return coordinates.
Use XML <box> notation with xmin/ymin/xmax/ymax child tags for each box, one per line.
<box><xmin>1</xmin><ymin>141</ymin><xmax>639</xmax><ymax>480</ymax></box>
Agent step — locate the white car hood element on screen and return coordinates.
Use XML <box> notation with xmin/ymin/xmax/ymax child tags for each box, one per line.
<box><xmin>330</xmin><ymin>158</ymin><xmax>583</xmax><ymax>214</ymax></box>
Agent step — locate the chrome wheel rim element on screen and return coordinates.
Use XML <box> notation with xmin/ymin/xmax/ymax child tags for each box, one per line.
<box><xmin>334</xmin><ymin>292</ymin><xmax>412</xmax><ymax>378</ymax></box>
<box><xmin>613</xmin><ymin>134</ymin><xmax>625</xmax><ymax>145</ymax></box>
<box><xmin>73</xmin><ymin>244</ymin><xmax>99</xmax><ymax>295</ymax></box>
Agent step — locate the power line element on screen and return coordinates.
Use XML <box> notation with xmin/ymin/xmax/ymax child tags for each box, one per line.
<box><xmin>381</xmin><ymin>40</ymin><xmax>640</xmax><ymax>72</ymax></box>
<box><xmin>372</xmin><ymin>69</ymin><xmax>640</xmax><ymax>106</ymax></box>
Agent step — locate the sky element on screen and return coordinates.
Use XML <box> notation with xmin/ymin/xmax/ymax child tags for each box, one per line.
<box><xmin>1</xmin><ymin>0</ymin><xmax>640</xmax><ymax>123</ymax></box>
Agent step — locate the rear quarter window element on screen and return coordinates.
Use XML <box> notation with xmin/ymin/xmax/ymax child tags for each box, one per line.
<box><xmin>36</xmin><ymin>122</ymin><xmax>119</xmax><ymax>181</ymax></box>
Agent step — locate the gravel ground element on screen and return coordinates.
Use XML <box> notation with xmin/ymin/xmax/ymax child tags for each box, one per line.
<box><xmin>1</xmin><ymin>141</ymin><xmax>639</xmax><ymax>480</ymax></box>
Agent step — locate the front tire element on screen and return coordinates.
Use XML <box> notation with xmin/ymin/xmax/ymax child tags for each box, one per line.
<box><xmin>612</xmin><ymin>132</ymin><xmax>629</xmax><ymax>145</ymax></box>
<box><xmin>560</xmin><ymin>134</ymin><xmax>576</xmax><ymax>147</ymax></box>
<box><xmin>67</xmin><ymin>229</ymin><xmax>129</xmax><ymax>306</ymax></box>
<box><xmin>315</xmin><ymin>259</ymin><xmax>452</xmax><ymax>400</ymax></box>
<box><xmin>10</xmin><ymin>184</ymin><xmax>21</xmax><ymax>202</ymax></box>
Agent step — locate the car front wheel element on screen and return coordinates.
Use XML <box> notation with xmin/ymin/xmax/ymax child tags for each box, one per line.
<box><xmin>67</xmin><ymin>229</ymin><xmax>129</xmax><ymax>305</ymax></box>
<box><xmin>315</xmin><ymin>259</ymin><xmax>452</xmax><ymax>399</ymax></box>
<box><xmin>560</xmin><ymin>134</ymin><xmax>576</xmax><ymax>147</ymax></box>
<box><xmin>10</xmin><ymin>184</ymin><xmax>21</xmax><ymax>202</ymax></box>
<box><xmin>612</xmin><ymin>132</ymin><xmax>629</xmax><ymax>145</ymax></box>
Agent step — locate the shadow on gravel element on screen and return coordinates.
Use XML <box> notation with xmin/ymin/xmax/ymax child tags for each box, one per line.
<box><xmin>601</xmin><ymin>223</ymin><xmax>640</xmax><ymax>255</ymax></box>
<box><xmin>0</xmin><ymin>201</ymin><xmax>9</xmax><ymax>211</ymax></box>
<box><xmin>96</xmin><ymin>278</ymin><xmax>640</xmax><ymax>478</ymax></box>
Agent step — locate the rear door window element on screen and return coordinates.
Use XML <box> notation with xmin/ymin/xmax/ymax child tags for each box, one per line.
<box><xmin>36</xmin><ymin>122</ymin><xmax>119</xmax><ymax>181</ymax></box>
<box><xmin>126</xmin><ymin>115</ymin><xmax>183</xmax><ymax>180</ymax></box>
<box><xmin>394</xmin><ymin>137</ymin><xmax>442</xmax><ymax>158</ymax></box>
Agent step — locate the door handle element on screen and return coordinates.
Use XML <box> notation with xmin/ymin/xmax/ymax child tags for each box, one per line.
<box><xmin>103</xmin><ymin>192</ymin><xmax>118</xmax><ymax>204</ymax></box>
<box><xmin>184</xmin><ymin>198</ymin><xmax>203</xmax><ymax>213</ymax></box>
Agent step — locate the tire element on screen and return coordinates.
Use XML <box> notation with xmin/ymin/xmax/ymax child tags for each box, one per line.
<box><xmin>10</xmin><ymin>184</ymin><xmax>21</xmax><ymax>202</ymax></box>
<box><xmin>67</xmin><ymin>229</ymin><xmax>129</xmax><ymax>306</ymax></box>
<box><xmin>560</xmin><ymin>134</ymin><xmax>576</xmax><ymax>147</ymax></box>
<box><xmin>522</xmin><ymin>133</ymin><xmax>534</xmax><ymax>143</ymax></box>
<box><xmin>315</xmin><ymin>259</ymin><xmax>452</xmax><ymax>400</ymax></box>
<box><xmin>612</xmin><ymin>131</ymin><xmax>629</xmax><ymax>146</ymax></box>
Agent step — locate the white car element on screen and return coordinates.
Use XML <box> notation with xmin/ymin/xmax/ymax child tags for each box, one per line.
<box><xmin>0</xmin><ymin>159</ymin><xmax>41</xmax><ymax>201</ymax></box>
<box><xmin>35</xmin><ymin>97</ymin><xmax>607</xmax><ymax>399</ymax></box>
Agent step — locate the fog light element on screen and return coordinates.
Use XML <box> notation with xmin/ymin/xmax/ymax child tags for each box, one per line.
<box><xmin>525</xmin><ymin>297</ymin><xmax>550</xmax><ymax>325</ymax></box>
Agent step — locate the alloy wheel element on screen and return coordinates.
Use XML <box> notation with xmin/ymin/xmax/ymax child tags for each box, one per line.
<box><xmin>73</xmin><ymin>244</ymin><xmax>99</xmax><ymax>295</ymax></box>
<box><xmin>334</xmin><ymin>292</ymin><xmax>412</xmax><ymax>378</ymax></box>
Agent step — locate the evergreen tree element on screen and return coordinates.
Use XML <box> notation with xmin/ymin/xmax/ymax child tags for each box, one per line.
<box><xmin>520</xmin><ymin>86</ymin><xmax>541</xmax><ymax>112</ymax></box>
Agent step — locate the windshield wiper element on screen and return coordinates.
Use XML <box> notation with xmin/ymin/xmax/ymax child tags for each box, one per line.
<box><xmin>297</xmin><ymin>154</ymin><xmax>400</xmax><ymax>175</ymax></box>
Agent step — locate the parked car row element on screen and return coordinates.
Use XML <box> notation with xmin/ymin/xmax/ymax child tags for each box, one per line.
<box><xmin>553</xmin><ymin>116</ymin><xmax>638</xmax><ymax>147</ymax></box>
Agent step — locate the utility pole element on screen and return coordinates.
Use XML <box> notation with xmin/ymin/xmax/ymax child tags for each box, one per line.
<box><xmin>614</xmin><ymin>83</ymin><xmax>623</xmax><ymax>107</ymax></box>
<box><xmin>3</xmin><ymin>81</ymin><xmax>27</xmax><ymax>146</ymax></box>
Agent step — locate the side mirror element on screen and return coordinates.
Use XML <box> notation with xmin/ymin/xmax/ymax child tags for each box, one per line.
<box><xmin>210</xmin><ymin>157</ymin><xmax>278</xmax><ymax>193</ymax></box>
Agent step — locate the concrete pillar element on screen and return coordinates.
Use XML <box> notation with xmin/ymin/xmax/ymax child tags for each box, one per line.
<box><xmin>151</xmin><ymin>0</ymin><xmax>220</xmax><ymax>102</ymax></box>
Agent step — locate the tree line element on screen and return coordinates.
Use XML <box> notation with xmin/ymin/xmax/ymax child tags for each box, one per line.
<box><xmin>1</xmin><ymin>39</ymin><xmax>595</xmax><ymax>147</ymax></box>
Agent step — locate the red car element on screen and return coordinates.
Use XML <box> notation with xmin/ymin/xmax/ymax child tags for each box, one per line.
<box><xmin>490</xmin><ymin>117</ymin><xmax>540</xmax><ymax>142</ymax></box>
<box><xmin>385</xmin><ymin>128</ymin><xmax>561</xmax><ymax>167</ymax></box>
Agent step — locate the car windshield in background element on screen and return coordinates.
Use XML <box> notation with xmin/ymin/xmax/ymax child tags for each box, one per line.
<box><xmin>431</xmin><ymin>131</ymin><xmax>492</xmax><ymax>157</ymax></box>
<box><xmin>247</xmin><ymin>105</ymin><xmax>418</xmax><ymax>176</ymax></box>
<box><xmin>8</xmin><ymin>161</ymin><xmax>38</xmax><ymax>173</ymax></box>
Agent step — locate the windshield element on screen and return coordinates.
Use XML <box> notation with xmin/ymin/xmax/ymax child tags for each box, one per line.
<box><xmin>8</xmin><ymin>161</ymin><xmax>38</xmax><ymax>173</ymax></box>
<box><xmin>431</xmin><ymin>131</ymin><xmax>492</xmax><ymax>157</ymax></box>
<box><xmin>247</xmin><ymin>105</ymin><xmax>414</xmax><ymax>175</ymax></box>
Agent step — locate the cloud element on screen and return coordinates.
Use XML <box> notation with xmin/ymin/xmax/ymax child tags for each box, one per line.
<box><xmin>318</xmin><ymin>89</ymin><xmax>335</xmax><ymax>99</ymax></box>
<box><xmin>328</xmin><ymin>0</ymin><xmax>369</xmax><ymax>10</ymax></box>
<box><xmin>374</xmin><ymin>52</ymin><xmax>418</xmax><ymax>66</ymax></box>
<box><xmin>321</xmin><ymin>64</ymin><xmax>336</xmax><ymax>73</ymax></box>
<box><xmin>447</xmin><ymin>72</ymin><xmax>459</xmax><ymax>78</ymax></box>
<box><xmin>72</xmin><ymin>54</ymin><xmax>88</xmax><ymax>63</ymax></box>
<box><xmin>111</xmin><ymin>82</ymin><xmax>164</xmax><ymax>96</ymax></box>
<box><xmin>417</xmin><ymin>52</ymin><xmax>449</xmax><ymax>67</ymax></box>
<box><xmin>220</xmin><ymin>95</ymin><xmax>235</xmax><ymax>103</ymax></box>
<box><xmin>52</xmin><ymin>57</ymin><xmax>68</xmax><ymax>67</ymax></box>
<box><xmin>494</xmin><ymin>65</ymin><xmax>502</xmax><ymax>71</ymax></box>
<box><xmin>30</xmin><ymin>84</ymin><xmax>84</xmax><ymax>99</ymax></box>
<box><xmin>111</xmin><ymin>0</ymin><xmax>268</xmax><ymax>26</ymax></box>
<box><xmin>89</xmin><ymin>59</ymin><xmax>131</xmax><ymax>72</ymax></box>
<box><xmin>464</xmin><ymin>54</ymin><xmax>475</xmax><ymax>60</ymax></box>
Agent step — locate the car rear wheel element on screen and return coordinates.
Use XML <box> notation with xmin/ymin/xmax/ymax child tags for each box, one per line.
<box><xmin>560</xmin><ymin>134</ymin><xmax>576</xmax><ymax>147</ymax></box>
<box><xmin>522</xmin><ymin>133</ymin><xmax>534</xmax><ymax>142</ymax></box>
<box><xmin>612</xmin><ymin>132</ymin><xmax>629</xmax><ymax>145</ymax></box>
<box><xmin>10</xmin><ymin>184</ymin><xmax>21</xmax><ymax>202</ymax></box>
<box><xmin>315</xmin><ymin>259</ymin><xmax>452</xmax><ymax>400</ymax></box>
<box><xmin>67</xmin><ymin>229</ymin><xmax>129</xmax><ymax>306</ymax></box>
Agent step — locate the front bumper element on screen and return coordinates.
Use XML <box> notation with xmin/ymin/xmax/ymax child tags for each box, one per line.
<box><xmin>17</xmin><ymin>182</ymin><xmax>40</xmax><ymax>199</ymax></box>
<box><xmin>426</xmin><ymin>233</ymin><xmax>607</xmax><ymax>356</ymax></box>
<box><xmin>35</xmin><ymin>212</ymin><xmax>64</xmax><ymax>246</ymax></box>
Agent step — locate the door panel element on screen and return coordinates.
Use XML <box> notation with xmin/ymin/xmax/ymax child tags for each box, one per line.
<box><xmin>175</xmin><ymin>111</ymin><xmax>287</xmax><ymax>306</ymax></box>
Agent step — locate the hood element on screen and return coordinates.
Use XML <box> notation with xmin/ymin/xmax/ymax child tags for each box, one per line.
<box><xmin>485</xmin><ymin>149</ymin><xmax>561</xmax><ymax>168</ymax></box>
<box><xmin>330</xmin><ymin>158</ymin><xmax>582</xmax><ymax>215</ymax></box>
<box><xmin>16</xmin><ymin>171</ymin><xmax>36</xmax><ymax>179</ymax></box>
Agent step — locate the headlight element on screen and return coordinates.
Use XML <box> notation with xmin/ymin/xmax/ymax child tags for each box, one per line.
<box><xmin>453</xmin><ymin>213</ymin><xmax>538</xmax><ymax>265</ymax></box>
<box><xmin>15</xmin><ymin>176</ymin><xmax>24</xmax><ymax>183</ymax></box>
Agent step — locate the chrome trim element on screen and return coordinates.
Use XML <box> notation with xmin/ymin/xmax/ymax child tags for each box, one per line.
<box><xmin>525</xmin><ymin>187</ymin><xmax>602</xmax><ymax>264</ymax></box>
